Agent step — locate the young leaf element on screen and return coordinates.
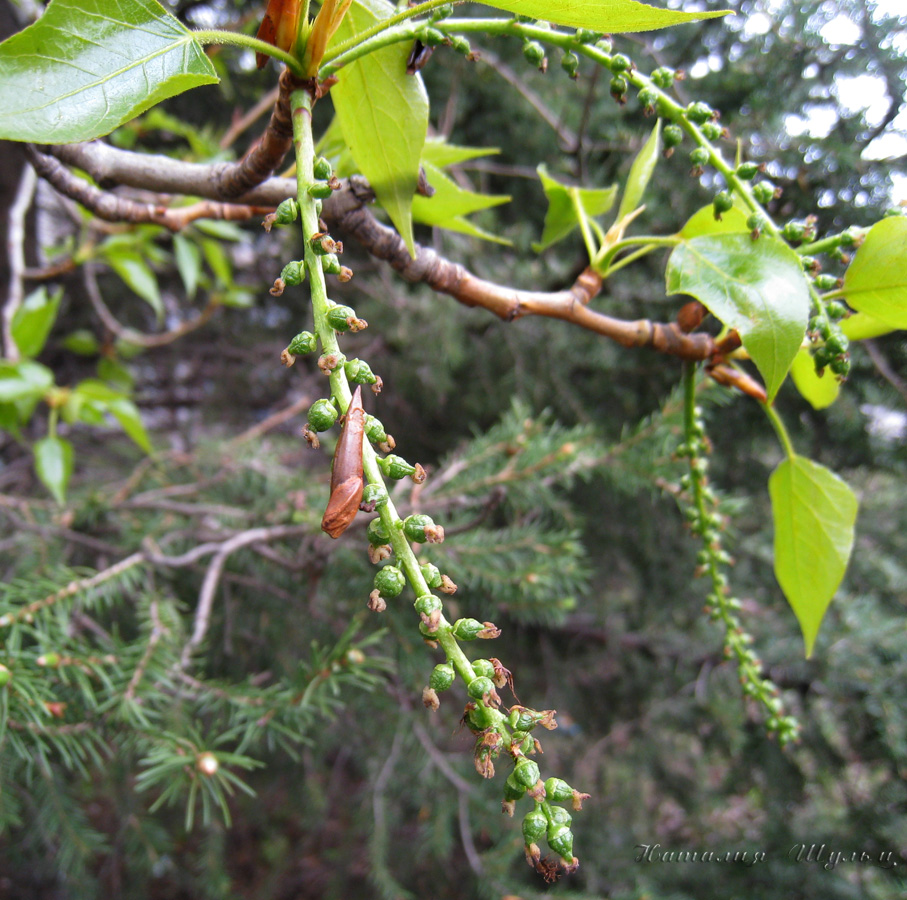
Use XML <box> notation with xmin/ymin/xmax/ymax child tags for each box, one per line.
<box><xmin>475</xmin><ymin>0</ymin><xmax>728</xmax><ymax>33</ymax></box>
<box><xmin>106</xmin><ymin>251</ymin><xmax>164</xmax><ymax>321</ymax></box>
<box><xmin>0</xmin><ymin>360</ymin><xmax>54</xmax><ymax>403</ymax></box>
<box><xmin>533</xmin><ymin>165</ymin><xmax>617</xmax><ymax>252</ymax></box>
<box><xmin>107</xmin><ymin>398</ymin><xmax>153</xmax><ymax>454</ymax></box>
<box><xmin>769</xmin><ymin>455</ymin><xmax>858</xmax><ymax>657</ymax></box>
<box><xmin>666</xmin><ymin>234</ymin><xmax>810</xmax><ymax>401</ymax></box>
<box><xmin>330</xmin><ymin>0</ymin><xmax>429</xmax><ymax>257</ymax></box>
<box><xmin>201</xmin><ymin>238</ymin><xmax>233</xmax><ymax>288</ymax></box>
<box><xmin>34</xmin><ymin>436</ymin><xmax>74</xmax><ymax>504</ymax></box>
<box><xmin>789</xmin><ymin>348</ymin><xmax>840</xmax><ymax>410</ymax></box>
<box><xmin>11</xmin><ymin>287</ymin><xmax>61</xmax><ymax>359</ymax></box>
<box><xmin>840</xmin><ymin>312</ymin><xmax>897</xmax><ymax>341</ymax></box>
<box><xmin>174</xmin><ymin>234</ymin><xmax>202</xmax><ymax>301</ymax></box>
<box><xmin>842</xmin><ymin>216</ymin><xmax>907</xmax><ymax>329</ymax></box>
<box><xmin>422</xmin><ymin>138</ymin><xmax>499</xmax><ymax>168</ymax></box>
<box><xmin>616</xmin><ymin>120</ymin><xmax>661</xmax><ymax>224</ymax></box>
<box><xmin>679</xmin><ymin>204</ymin><xmax>750</xmax><ymax>239</ymax></box>
<box><xmin>0</xmin><ymin>0</ymin><xmax>218</xmax><ymax>144</ymax></box>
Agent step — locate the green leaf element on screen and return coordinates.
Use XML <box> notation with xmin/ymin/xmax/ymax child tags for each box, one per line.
<box><xmin>842</xmin><ymin>216</ymin><xmax>907</xmax><ymax>329</ymax></box>
<box><xmin>666</xmin><ymin>234</ymin><xmax>810</xmax><ymax>401</ymax></box>
<box><xmin>840</xmin><ymin>312</ymin><xmax>897</xmax><ymax>341</ymax></box>
<box><xmin>422</xmin><ymin>138</ymin><xmax>499</xmax><ymax>168</ymax></box>
<box><xmin>201</xmin><ymin>238</ymin><xmax>232</xmax><ymax>288</ymax></box>
<box><xmin>425</xmin><ymin>215</ymin><xmax>512</xmax><ymax>245</ymax></box>
<box><xmin>790</xmin><ymin>348</ymin><xmax>840</xmax><ymax>410</ymax></box>
<box><xmin>0</xmin><ymin>0</ymin><xmax>218</xmax><ymax>144</ymax></box>
<box><xmin>173</xmin><ymin>234</ymin><xmax>202</xmax><ymax>300</ymax></box>
<box><xmin>412</xmin><ymin>162</ymin><xmax>510</xmax><ymax>239</ymax></box>
<box><xmin>679</xmin><ymin>203</ymin><xmax>750</xmax><ymax>239</ymax></box>
<box><xmin>105</xmin><ymin>251</ymin><xmax>163</xmax><ymax>321</ymax></box>
<box><xmin>62</xmin><ymin>329</ymin><xmax>101</xmax><ymax>356</ymax></box>
<box><xmin>769</xmin><ymin>456</ymin><xmax>857</xmax><ymax>657</ymax></box>
<box><xmin>71</xmin><ymin>379</ymin><xmax>151</xmax><ymax>452</ymax></box>
<box><xmin>475</xmin><ymin>0</ymin><xmax>728</xmax><ymax>32</ymax></box>
<box><xmin>0</xmin><ymin>360</ymin><xmax>53</xmax><ymax>402</ymax></box>
<box><xmin>616</xmin><ymin>120</ymin><xmax>660</xmax><ymax>223</ymax></box>
<box><xmin>107</xmin><ymin>398</ymin><xmax>153</xmax><ymax>453</ymax></box>
<box><xmin>11</xmin><ymin>287</ymin><xmax>61</xmax><ymax>358</ymax></box>
<box><xmin>34</xmin><ymin>436</ymin><xmax>74</xmax><ymax>504</ymax></box>
<box><xmin>331</xmin><ymin>0</ymin><xmax>429</xmax><ymax>256</ymax></box>
<box><xmin>533</xmin><ymin>165</ymin><xmax>617</xmax><ymax>252</ymax></box>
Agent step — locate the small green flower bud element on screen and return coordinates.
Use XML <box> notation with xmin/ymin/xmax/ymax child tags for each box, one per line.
<box><xmin>547</xmin><ymin>805</ymin><xmax>572</xmax><ymax>827</ymax></box>
<box><xmin>747</xmin><ymin>213</ymin><xmax>766</xmax><ymax>238</ymax></box>
<box><xmin>364</xmin><ymin>415</ymin><xmax>389</xmax><ymax>446</ymax></box>
<box><xmin>609</xmin><ymin>74</ymin><xmax>628</xmax><ymax>102</ymax></box>
<box><xmin>430</xmin><ymin>2</ymin><xmax>453</xmax><ymax>19</ymax></box>
<box><xmin>420</xmin><ymin>562</ymin><xmax>442</xmax><ymax>588</ymax></box>
<box><xmin>280</xmin><ymin>260</ymin><xmax>305</xmax><ymax>286</ymax></box>
<box><xmin>808</xmin><ymin>315</ymin><xmax>831</xmax><ymax>339</ymax></box>
<box><xmin>637</xmin><ymin>87</ymin><xmax>658</xmax><ymax>114</ymax></box>
<box><xmin>503</xmin><ymin>771</ymin><xmax>528</xmax><ymax>801</ymax></box>
<box><xmin>651</xmin><ymin>66</ymin><xmax>675</xmax><ymax>88</ymax></box>
<box><xmin>781</xmin><ymin>220</ymin><xmax>806</xmax><ymax>242</ymax></box>
<box><xmin>522</xmin><ymin>40</ymin><xmax>545</xmax><ymax>67</ymax></box>
<box><xmin>307</xmin><ymin>399</ymin><xmax>338</xmax><ymax>432</ymax></box>
<box><xmin>594</xmin><ymin>36</ymin><xmax>613</xmax><ymax>53</ymax></box>
<box><xmin>37</xmin><ymin>652</ymin><xmax>61</xmax><ymax>668</ymax></box>
<box><xmin>800</xmin><ymin>255</ymin><xmax>819</xmax><ymax>274</ymax></box>
<box><xmin>547</xmin><ymin>824</ymin><xmax>574</xmax><ymax>861</ymax></box>
<box><xmin>701</xmin><ymin>121</ymin><xmax>723</xmax><ymax>141</ymax></box>
<box><xmin>452</xmin><ymin>618</ymin><xmax>484</xmax><ymax>640</ymax></box>
<box><xmin>378</xmin><ymin>454</ymin><xmax>416</xmax><ymax>480</ymax></box>
<box><xmin>414</xmin><ymin>593</ymin><xmax>442</xmax><ymax>616</ymax></box>
<box><xmin>361</xmin><ymin>483</ymin><xmax>388</xmax><ymax>509</ymax></box>
<box><xmin>712</xmin><ymin>191</ymin><xmax>733</xmax><ymax>219</ymax></box>
<box><xmin>522</xmin><ymin>809</ymin><xmax>547</xmax><ymax>843</ymax></box>
<box><xmin>467</xmin><ymin>675</ymin><xmax>494</xmax><ymax>700</ymax></box>
<box><xmin>273</xmin><ymin>198</ymin><xmax>299</xmax><ymax>224</ymax></box>
<box><xmin>513</xmin><ymin>758</ymin><xmax>541</xmax><ymax>788</ymax></box>
<box><xmin>0</xmin><ymin>663</ymin><xmax>11</xmax><ymax>686</ymax></box>
<box><xmin>374</xmin><ymin>565</ymin><xmax>405</xmax><ymax>598</ymax></box>
<box><xmin>449</xmin><ymin>35</ymin><xmax>471</xmax><ymax>55</ymax></box>
<box><xmin>313</xmin><ymin>157</ymin><xmax>333</xmax><ymax>180</ymax></box>
<box><xmin>544</xmin><ymin>778</ymin><xmax>575</xmax><ymax>802</ymax></box>
<box><xmin>286</xmin><ymin>331</ymin><xmax>317</xmax><ymax>356</ymax></box>
<box><xmin>344</xmin><ymin>358</ymin><xmax>378</xmax><ymax>385</ymax></box>
<box><xmin>561</xmin><ymin>51</ymin><xmax>579</xmax><ymax>78</ymax></box>
<box><xmin>825</xmin><ymin>332</ymin><xmax>849</xmax><ymax>356</ymax></box>
<box><xmin>609</xmin><ymin>53</ymin><xmax>631</xmax><ymax>73</ymax></box>
<box><xmin>736</xmin><ymin>162</ymin><xmax>760</xmax><ymax>180</ymax></box>
<box><xmin>321</xmin><ymin>254</ymin><xmax>342</xmax><ymax>275</ymax></box>
<box><xmin>429</xmin><ymin>663</ymin><xmax>456</xmax><ymax>691</ymax></box>
<box><xmin>686</xmin><ymin>101</ymin><xmax>714</xmax><ymax>124</ymax></box>
<box><xmin>689</xmin><ymin>147</ymin><xmax>709</xmax><ymax>169</ymax></box>
<box><xmin>472</xmin><ymin>658</ymin><xmax>495</xmax><ymax>680</ymax></box>
<box><xmin>813</xmin><ymin>274</ymin><xmax>838</xmax><ymax>291</ymax></box>
<box><xmin>826</xmin><ymin>300</ymin><xmax>849</xmax><ymax>321</ymax></box>
<box><xmin>367</xmin><ymin>518</ymin><xmax>391</xmax><ymax>546</ymax></box>
<box><xmin>574</xmin><ymin>28</ymin><xmax>600</xmax><ymax>43</ymax></box>
<box><xmin>326</xmin><ymin>304</ymin><xmax>358</xmax><ymax>332</ymax></box>
<box><xmin>752</xmin><ymin>180</ymin><xmax>777</xmax><ymax>205</ymax></box>
<box><xmin>403</xmin><ymin>514</ymin><xmax>435</xmax><ymax>543</ymax></box>
<box><xmin>308</xmin><ymin>181</ymin><xmax>334</xmax><ymax>199</ymax></box>
<box><xmin>663</xmin><ymin>123</ymin><xmax>683</xmax><ymax>149</ymax></box>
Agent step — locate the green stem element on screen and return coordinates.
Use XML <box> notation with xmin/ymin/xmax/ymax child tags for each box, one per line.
<box><xmin>570</xmin><ymin>189</ymin><xmax>598</xmax><ymax>261</ymax></box>
<box><xmin>595</xmin><ymin>234</ymin><xmax>678</xmax><ymax>272</ymax></box>
<box><xmin>193</xmin><ymin>29</ymin><xmax>305</xmax><ymax>75</ymax></box>
<box><xmin>762</xmin><ymin>402</ymin><xmax>795</xmax><ymax>459</ymax></box>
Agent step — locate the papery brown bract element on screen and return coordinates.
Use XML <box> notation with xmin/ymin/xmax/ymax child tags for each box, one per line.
<box><xmin>321</xmin><ymin>386</ymin><xmax>365</xmax><ymax>538</ymax></box>
<box><xmin>256</xmin><ymin>0</ymin><xmax>302</xmax><ymax>69</ymax></box>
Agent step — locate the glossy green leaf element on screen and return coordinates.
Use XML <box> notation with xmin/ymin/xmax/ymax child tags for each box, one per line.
<box><xmin>412</xmin><ymin>162</ymin><xmax>510</xmax><ymax>240</ymax></box>
<box><xmin>72</xmin><ymin>379</ymin><xmax>151</xmax><ymax>452</ymax></box>
<box><xmin>842</xmin><ymin>216</ymin><xmax>907</xmax><ymax>328</ymax></box>
<box><xmin>0</xmin><ymin>360</ymin><xmax>54</xmax><ymax>402</ymax></box>
<box><xmin>616</xmin><ymin>120</ymin><xmax>660</xmax><ymax>223</ymax></box>
<box><xmin>666</xmin><ymin>234</ymin><xmax>810</xmax><ymax>400</ymax></box>
<box><xmin>331</xmin><ymin>0</ymin><xmax>429</xmax><ymax>257</ymax></box>
<box><xmin>533</xmin><ymin>165</ymin><xmax>617</xmax><ymax>252</ymax></box>
<box><xmin>62</xmin><ymin>329</ymin><xmax>101</xmax><ymax>356</ymax></box>
<box><xmin>173</xmin><ymin>233</ymin><xmax>202</xmax><ymax>300</ymax></box>
<box><xmin>105</xmin><ymin>251</ymin><xmax>163</xmax><ymax>321</ymax></box>
<box><xmin>107</xmin><ymin>398</ymin><xmax>152</xmax><ymax>453</ymax></box>
<box><xmin>34</xmin><ymin>436</ymin><xmax>74</xmax><ymax>504</ymax></box>
<box><xmin>11</xmin><ymin>287</ymin><xmax>61</xmax><ymax>358</ymax></box>
<box><xmin>422</xmin><ymin>138</ymin><xmax>499</xmax><ymax>168</ymax></box>
<box><xmin>201</xmin><ymin>238</ymin><xmax>232</xmax><ymax>288</ymax></box>
<box><xmin>476</xmin><ymin>0</ymin><xmax>728</xmax><ymax>32</ymax></box>
<box><xmin>790</xmin><ymin>347</ymin><xmax>840</xmax><ymax>410</ymax></box>
<box><xmin>769</xmin><ymin>455</ymin><xmax>857</xmax><ymax>657</ymax></box>
<box><xmin>840</xmin><ymin>312</ymin><xmax>896</xmax><ymax>341</ymax></box>
<box><xmin>679</xmin><ymin>204</ymin><xmax>750</xmax><ymax>239</ymax></box>
<box><xmin>0</xmin><ymin>0</ymin><xmax>218</xmax><ymax>144</ymax></box>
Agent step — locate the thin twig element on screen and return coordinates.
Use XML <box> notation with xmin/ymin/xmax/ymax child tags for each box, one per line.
<box><xmin>4</xmin><ymin>164</ymin><xmax>37</xmax><ymax>361</ymax></box>
<box><xmin>863</xmin><ymin>339</ymin><xmax>907</xmax><ymax>406</ymax></box>
<box><xmin>226</xmin><ymin>394</ymin><xmax>311</xmax><ymax>446</ymax></box>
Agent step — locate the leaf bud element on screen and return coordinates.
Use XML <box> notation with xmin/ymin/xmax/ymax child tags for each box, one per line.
<box><xmin>420</xmin><ymin>562</ymin><xmax>442</xmax><ymax>588</ymax></box>
<box><xmin>367</xmin><ymin>518</ymin><xmax>391</xmax><ymax>546</ymax></box>
<box><xmin>561</xmin><ymin>51</ymin><xmax>579</xmax><ymax>78</ymax></box>
<box><xmin>452</xmin><ymin>618</ymin><xmax>484</xmax><ymax>640</ymax></box>
<box><xmin>285</xmin><ymin>330</ymin><xmax>317</xmax><ymax>357</ymax></box>
<box><xmin>686</xmin><ymin>101</ymin><xmax>714</xmax><ymax>124</ymax></box>
<box><xmin>429</xmin><ymin>663</ymin><xmax>456</xmax><ymax>691</ymax></box>
<box><xmin>547</xmin><ymin>824</ymin><xmax>575</xmax><ymax>861</ymax></box>
<box><xmin>472</xmin><ymin>658</ymin><xmax>495</xmax><ymax>680</ymax></box>
<box><xmin>522</xmin><ymin>40</ymin><xmax>545</xmax><ymax>67</ymax></box>
<box><xmin>651</xmin><ymin>66</ymin><xmax>675</xmax><ymax>88</ymax></box>
<box><xmin>522</xmin><ymin>809</ymin><xmax>547</xmax><ymax>843</ymax></box>
<box><xmin>752</xmin><ymin>180</ymin><xmax>778</xmax><ymax>205</ymax></box>
<box><xmin>308</xmin><ymin>181</ymin><xmax>334</xmax><ymax>199</ymax></box>
<box><xmin>344</xmin><ymin>358</ymin><xmax>378</xmax><ymax>385</ymax></box>
<box><xmin>280</xmin><ymin>260</ymin><xmax>305</xmax><ymax>286</ymax></box>
<box><xmin>0</xmin><ymin>663</ymin><xmax>11</xmax><ymax>686</ymax></box>
<box><xmin>609</xmin><ymin>74</ymin><xmax>628</xmax><ymax>103</ymax></box>
<box><xmin>414</xmin><ymin>593</ymin><xmax>442</xmax><ymax>616</ymax></box>
<box><xmin>712</xmin><ymin>191</ymin><xmax>733</xmax><ymax>220</ymax></box>
<box><xmin>467</xmin><ymin>675</ymin><xmax>494</xmax><ymax>700</ymax></box>
<box><xmin>378</xmin><ymin>454</ymin><xmax>416</xmax><ymax>480</ymax></box>
<box><xmin>403</xmin><ymin>514</ymin><xmax>443</xmax><ymax>543</ymax></box>
<box><xmin>374</xmin><ymin>565</ymin><xmax>405</xmax><ymax>598</ymax></box>
<box><xmin>513</xmin><ymin>758</ymin><xmax>541</xmax><ymax>788</ymax></box>
<box><xmin>361</xmin><ymin>483</ymin><xmax>388</xmax><ymax>509</ymax></box>
<box><xmin>313</xmin><ymin>156</ymin><xmax>333</xmax><ymax>180</ymax></box>
<box><xmin>307</xmin><ymin>399</ymin><xmax>338</xmax><ymax>432</ymax></box>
